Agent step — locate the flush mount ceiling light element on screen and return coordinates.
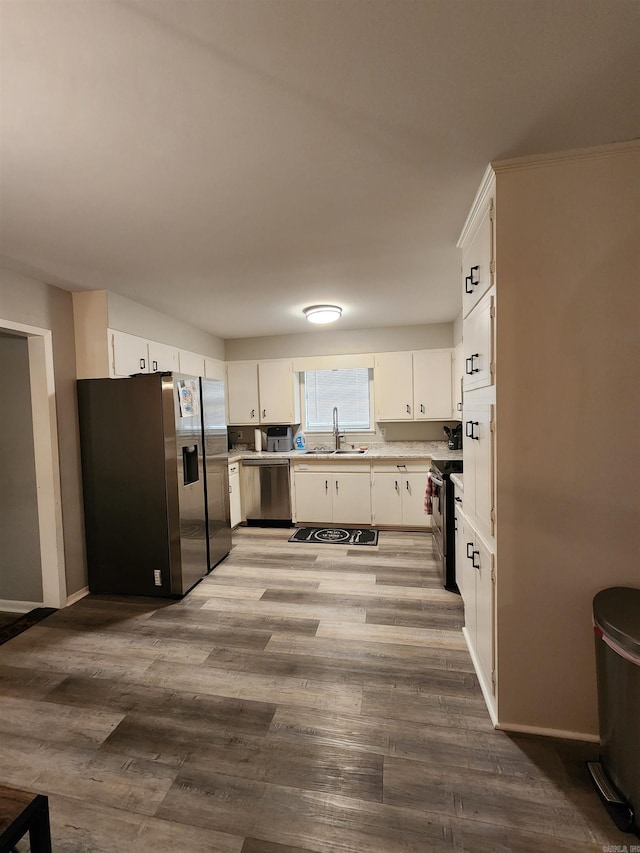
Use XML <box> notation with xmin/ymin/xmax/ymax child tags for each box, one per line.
<box><xmin>303</xmin><ymin>304</ymin><xmax>342</xmax><ymax>325</ymax></box>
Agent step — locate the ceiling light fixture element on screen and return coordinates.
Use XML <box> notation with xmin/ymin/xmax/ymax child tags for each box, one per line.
<box><xmin>303</xmin><ymin>304</ymin><xmax>342</xmax><ymax>324</ymax></box>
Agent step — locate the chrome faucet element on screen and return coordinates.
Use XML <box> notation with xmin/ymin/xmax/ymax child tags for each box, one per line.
<box><xmin>332</xmin><ymin>406</ymin><xmax>344</xmax><ymax>451</ymax></box>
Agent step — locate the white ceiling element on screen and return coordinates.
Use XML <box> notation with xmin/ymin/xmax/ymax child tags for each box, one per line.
<box><xmin>1</xmin><ymin>0</ymin><xmax>638</xmax><ymax>339</ymax></box>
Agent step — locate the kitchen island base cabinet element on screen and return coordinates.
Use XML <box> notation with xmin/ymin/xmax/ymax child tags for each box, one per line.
<box><xmin>293</xmin><ymin>466</ymin><xmax>371</xmax><ymax>526</ymax></box>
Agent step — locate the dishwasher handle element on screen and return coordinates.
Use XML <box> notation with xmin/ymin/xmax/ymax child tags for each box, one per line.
<box><xmin>242</xmin><ymin>458</ymin><xmax>290</xmax><ymax>467</ymax></box>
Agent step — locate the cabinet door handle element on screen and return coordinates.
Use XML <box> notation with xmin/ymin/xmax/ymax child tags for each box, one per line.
<box><xmin>465</xmin><ymin>274</ymin><xmax>473</xmax><ymax>294</ymax></box>
<box><xmin>465</xmin><ymin>420</ymin><xmax>474</xmax><ymax>438</ymax></box>
<box><xmin>262</xmin><ymin>409</ymin><xmax>266</xmax><ymax>418</ymax></box>
<box><xmin>472</xmin><ymin>549</ymin><xmax>480</xmax><ymax>569</ymax></box>
<box><xmin>405</xmin><ymin>480</ymin><xmax>410</xmax><ymax>491</ymax></box>
<box><xmin>335</xmin><ymin>480</ymin><xmax>339</xmax><ymax>494</ymax></box>
<box><xmin>406</xmin><ymin>404</ymin><xmax>411</xmax><ymax>414</ymax></box>
<box><xmin>455</xmin><ymin>496</ymin><xmax>462</xmax><ymax>503</ymax></box>
<box><xmin>140</xmin><ymin>358</ymin><xmax>146</xmax><ymax>370</ymax></box>
<box><xmin>325</xmin><ymin>480</ymin><xmax>328</xmax><ymax>493</ymax></box>
<box><xmin>465</xmin><ymin>356</ymin><xmax>473</xmax><ymax>375</ymax></box>
<box><xmin>250</xmin><ymin>409</ymin><xmax>255</xmax><ymax>419</ymax></box>
<box><xmin>152</xmin><ymin>360</ymin><xmax>158</xmax><ymax>371</ymax></box>
<box><xmin>471</xmin><ymin>421</ymin><xmax>480</xmax><ymax>440</ymax></box>
<box><xmin>466</xmin><ymin>542</ymin><xmax>474</xmax><ymax>559</ymax></box>
<box><xmin>420</xmin><ymin>403</ymin><xmax>425</xmax><ymax>413</ymax></box>
<box><xmin>454</xmin><ymin>518</ymin><xmax>458</xmax><ymax>532</ymax></box>
<box><xmin>469</xmin><ymin>265</ymin><xmax>479</xmax><ymax>287</ymax></box>
<box><xmin>394</xmin><ymin>480</ymin><xmax>399</xmax><ymax>491</ymax></box>
<box><xmin>471</xmin><ymin>353</ymin><xmax>480</xmax><ymax>374</ymax></box>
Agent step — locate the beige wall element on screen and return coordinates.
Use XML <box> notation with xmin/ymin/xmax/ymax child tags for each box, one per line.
<box><xmin>0</xmin><ymin>269</ymin><xmax>87</xmax><ymax>596</ymax></box>
<box><xmin>0</xmin><ymin>334</ymin><xmax>42</xmax><ymax>601</ymax></box>
<box><xmin>108</xmin><ymin>292</ymin><xmax>225</xmax><ymax>359</ymax></box>
<box><xmin>495</xmin><ymin>143</ymin><xmax>640</xmax><ymax>737</ymax></box>
<box><xmin>225</xmin><ymin>322</ymin><xmax>453</xmax><ymax>361</ymax></box>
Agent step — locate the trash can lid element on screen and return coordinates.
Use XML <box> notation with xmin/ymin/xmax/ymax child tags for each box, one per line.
<box><xmin>593</xmin><ymin>587</ymin><xmax>640</xmax><ymax>658</ymax></box>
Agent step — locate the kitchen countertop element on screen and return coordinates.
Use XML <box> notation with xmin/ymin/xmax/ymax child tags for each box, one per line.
<box><xmin>227</xmin><ymin>441</ymin><xmax>463</xmax><ymax>464</ymax></box>
<box><xmin>450</xmin><ymin>472</ymin><xmax>464</xmax><ymax>493</ymax></box>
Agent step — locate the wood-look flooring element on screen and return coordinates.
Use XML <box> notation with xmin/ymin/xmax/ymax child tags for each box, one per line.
<box><xmin>0</xmin><ymin>528</ymin><xmax>630</xmax><ymax>851</ymax></box>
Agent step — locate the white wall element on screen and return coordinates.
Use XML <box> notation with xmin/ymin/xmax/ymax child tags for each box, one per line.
<box><xmin>0</xmin><ymin>334</ymin><xmax>42</xmax><ymax>601</ymax></box>
<box><xmin>0</xmin><ymin>269</ymin><xmax>87</xmax><ymax>596</ymax></box>
<box><xmin>494</xmin><ymin>142</ymin><xmax>640</xmax><ymax>738</ymax></box>
<box><xmin>225</xmin><ymin>322</ymin><xmax>453</xmax><ymax>361</ymax></box>
<box><xmin>108</xmin><ymin>292</ymin><xmax>225</xmax><ymax>359</ymax></box>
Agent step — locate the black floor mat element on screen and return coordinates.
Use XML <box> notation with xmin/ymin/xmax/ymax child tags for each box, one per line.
<box><xmin>289</xmin><ymin>527</ymin><xmax>378</xmax><ymax>546</ymax></box>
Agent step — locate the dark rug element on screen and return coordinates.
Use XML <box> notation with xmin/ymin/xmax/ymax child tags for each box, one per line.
<box><xmin>289</xmin><ymin>527</ymin><xmax>379</xmax><ymax>546</ymax></box>
<box><xmin>0</xmin><ymin>608</ymin><xmax>57</xmax><ymax>646</ymax></box>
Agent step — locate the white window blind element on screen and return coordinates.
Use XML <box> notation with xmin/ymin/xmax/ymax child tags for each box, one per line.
<box><xmin>304</xmin><ymin>368</ymin><xmax>371</xmax><ymax>431</ymax></box>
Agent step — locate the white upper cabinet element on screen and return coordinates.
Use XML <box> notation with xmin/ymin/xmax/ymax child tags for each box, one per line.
<box><xmin>110</xmin><ymin>330</ymin><xmax>153</xmax><ymax>376</ymax></box>
<box><xmin>413</xmin><ymin>350</ymin><xmax>453</xmax><ymax>420</ymax></box>
<box><xmin>227</xmin><ymin>360</ymin><xmax>300</xmax><ymax>425</ymax></box>
<box><xmin>227</xmin><ymin>361</ymin><xmax>260</xmax><ymax>425</ymax></box>
<box><xmin>111</xmin><ymin>331</ymin><xmax>181</xmax><ymax>376</ymax></box>
<box><xmin>374</xmin><ymin>351</ymin><xmax>414</xmax><ymax>420</ymax></box>
<box><xmin>204</xmin><ymin>357</ymin><xmax>226</xmax><ymax>381</ymax></box>
<box><xmin>375</xmin><ymin>350</ymin><xmax>453</xmax><ymax>422</ymax></box>
<box><xmin>463</xmin><ymin>288</ymin><xmax>495</xmax><ymax>392</ymax></box>
<box><xmin>453</xmin><ymin>341</ymin><xmax>464</xmax><ymax>417</ymax></box>
<box><xmin>148</xmin><ymin>340</ymin><xmax>178</xmax><ymax>373</ymax></box>
<box><xmin>461</xmin><ymin>193</ymin><xmax>494</xmax><ymax>318</ymax></box>
<box><xmin>258</xmin><ymin>360</ymin><xmax>300</xmax><ymax>424</ymax></box>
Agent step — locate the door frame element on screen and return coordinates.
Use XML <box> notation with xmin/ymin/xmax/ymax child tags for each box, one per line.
<box><xmin>0</xmin><ymin>318</ymin><xmax>67</xmax><ymax>608</ymax></box>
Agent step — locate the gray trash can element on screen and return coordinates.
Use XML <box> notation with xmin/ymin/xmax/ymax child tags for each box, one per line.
<box><xmin>588</xmin><ymin>586</ymin><xmax>640</xmax><ymax>834</ymax></box>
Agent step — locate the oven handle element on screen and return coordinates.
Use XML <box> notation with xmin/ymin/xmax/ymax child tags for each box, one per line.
<box><xmin>429</xmin><ymin>472</ymin><xmax>444</xmax><ymax>488</ymax></box>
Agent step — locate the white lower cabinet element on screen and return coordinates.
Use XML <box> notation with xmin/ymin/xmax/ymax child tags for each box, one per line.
<box><xmin>228</xmin><ymin>462</ymin><xmax>242</xmax><ymax>528</ymax></box>
<box><xmin>293</xmin><ymin>465</ymin><xmax>371</xmax><ymax>525</ymax></box>
<box><xmin>455</xmin><ymin>505</ymin><xmax>496</xmax><ymax>702</ymax></box>
<box><xmin>371</xmin><ymin>464</ymin><xmax>430</xmax><ymax>528</ymax></box>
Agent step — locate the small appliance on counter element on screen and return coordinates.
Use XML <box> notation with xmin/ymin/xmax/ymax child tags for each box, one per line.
<box><xmin>266</xmin><ymin>425</ymin><xmax>293</xmax><ymax>452</ymax></box>
<box><xmin>443</xmin><ymin>424</ymin><xmax>463</xmax><ymax>450</ymax></box>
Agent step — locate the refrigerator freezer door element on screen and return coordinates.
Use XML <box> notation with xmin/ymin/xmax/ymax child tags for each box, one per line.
<box><xmin>200</xmin><ymin>378</ymin><xmax>232</xmax><ymax>570</ymax></box>
<box><xmin>166</xmin><ymin>374</ymin><xmax>208</xmax><ymax>595</ymax></box>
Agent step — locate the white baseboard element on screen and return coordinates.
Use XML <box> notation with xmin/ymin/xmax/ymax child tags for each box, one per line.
<box><xmin>66</xmin><ymin>586</ymin><xmax>89</xmax><ymax>606</ymax></box>
<box><xmin>495</xmin><ymin>721</ymin><xmax>599</xmax><ymax>743</ymax></box>
<box><xmin>0</xmin><ymin>599</ymin><xmax>43</xmax><ymax>614</ymax></box>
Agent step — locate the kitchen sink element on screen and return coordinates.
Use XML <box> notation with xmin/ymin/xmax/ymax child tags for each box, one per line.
<box><xmin>303</xmin><ymin>449</ymin><xmax>368</xmax><ymax>455</ymax></box>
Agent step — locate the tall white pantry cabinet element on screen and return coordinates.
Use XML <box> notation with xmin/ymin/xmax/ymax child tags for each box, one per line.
<box><xmin>457</xmin><ymin>140</ymin><xmax>639</xmax><ymax>740</ymax></box>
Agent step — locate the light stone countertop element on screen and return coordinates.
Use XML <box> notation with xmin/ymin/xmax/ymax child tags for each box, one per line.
<box><xmin>227</xmin><ymin>441</ymin><xmax>463</xmax><ymax>464</ymax></box>
<box><xmin>450</xmin><ymin>472</ymin><xmax>464</xmax><ymax>493</ymax></box>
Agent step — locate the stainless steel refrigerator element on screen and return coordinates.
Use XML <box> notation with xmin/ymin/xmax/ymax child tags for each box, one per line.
<box><xmin>77</xmin><ymin>372</ymin><xmax>230</xmax><ymax>597</ymax></box>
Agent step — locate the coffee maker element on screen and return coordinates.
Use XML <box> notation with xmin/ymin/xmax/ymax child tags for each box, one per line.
<box><xmin>444</xmin><ymin>424</ymin><xmax>463</xmax><ymax>450</ymax></box>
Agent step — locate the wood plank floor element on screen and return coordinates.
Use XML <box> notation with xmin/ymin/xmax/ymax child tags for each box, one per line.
<box><xmin>0</xmin><ymin>528</ymin><xmax>630</xmax><ymax>851</ymax></box>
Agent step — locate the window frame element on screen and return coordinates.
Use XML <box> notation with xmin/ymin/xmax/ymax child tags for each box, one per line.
<box><xmin>300</xmin><ymin>367</ymin><xmax>375</xmax><ymax>434</ymax></box>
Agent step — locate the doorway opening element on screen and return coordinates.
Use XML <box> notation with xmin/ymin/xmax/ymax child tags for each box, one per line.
<box><xmin>0</xmin><ymin>319</ymin><xmax>67</xmax><ymax>610</ymax></box>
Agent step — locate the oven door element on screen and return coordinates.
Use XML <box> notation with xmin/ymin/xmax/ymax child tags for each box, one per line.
<box><xmin>429</xmin><ymin>468</ymin><xmax>445</xmax><ymax>580</ymax></box>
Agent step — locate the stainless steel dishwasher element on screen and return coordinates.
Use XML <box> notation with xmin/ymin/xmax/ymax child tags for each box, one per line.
<box><xmin>241</xmin><ymin>458</ymin><xmax>292</xmax><ymax>526</ymax></box>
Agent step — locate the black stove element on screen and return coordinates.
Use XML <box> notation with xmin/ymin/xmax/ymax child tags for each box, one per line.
<box><xmin>429</xmin><ymin>458</ymin><xmax>463</xmax><ymax>591</ymax></box>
